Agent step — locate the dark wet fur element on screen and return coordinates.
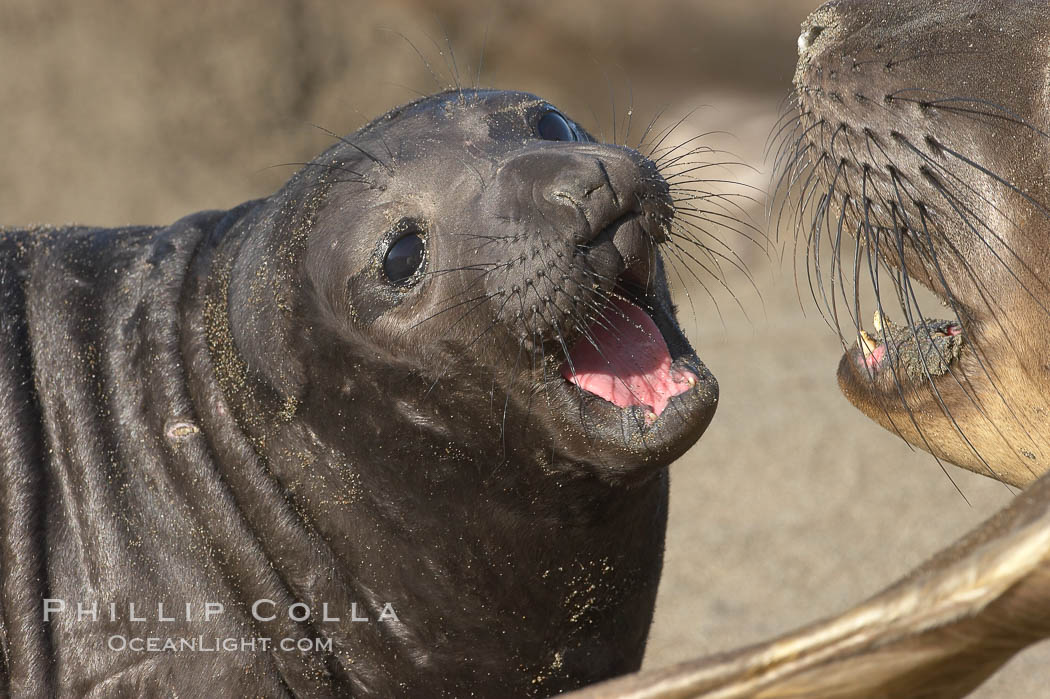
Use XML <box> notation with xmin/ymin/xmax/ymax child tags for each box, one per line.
<box><xmin>0</xmin><ymin>82</ymin><xmax>748</xmax><ymax>696</ymax></box>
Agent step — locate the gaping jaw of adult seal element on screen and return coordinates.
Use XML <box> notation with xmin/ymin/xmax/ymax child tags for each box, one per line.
<box><xmin>0</xmin><ymin>89</ymin><xmax>718</xmax><ymax>697</ymax></box>
<box><xmin>786</xmin><ymin>0</ymin><xmax>1050</xmax><ymax>486</ymax></box>
<box><xmin>566</xmin><ymin>5</ymin><xmax>1050</xmax><ymax>699</ymax></box>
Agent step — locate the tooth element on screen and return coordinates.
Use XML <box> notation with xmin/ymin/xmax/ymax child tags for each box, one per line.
<box><xmin>687</xmin><ymin>375</ymin><xmax>697</xmax><ymax>387</ymax></box>
<box><xmin>859</xmin><ymin>329</ymin><xmax>878</xmax><ymax>355</ymax></box>
<box><xmin>873</xmin><ymin>309</ymin><xmax>888</xmax><ymax>333</ymax></box>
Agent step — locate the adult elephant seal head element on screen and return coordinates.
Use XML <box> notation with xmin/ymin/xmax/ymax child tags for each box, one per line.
<box><xmin>568</xmin><ymin>5</ymin><xmax>1050</xmax><ymax>699</ymax></box>
<box><xmin>3</xmin><ymin>89</ymin><xmax>719</xmax><ymax>697</ymax></box>
<box><xmin>785</xmin><ymin>0</ymin><xmax>1050</xmax><ymax>486</ymax></box>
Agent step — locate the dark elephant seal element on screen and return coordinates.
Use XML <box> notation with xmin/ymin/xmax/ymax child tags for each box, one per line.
<box><xmin>0</xmin><ymin>89</ymin><xmax>719</xmax><ymax>696</ymax></box>
<box><xmin>783</xmin><ymin>0</ymin><xmax>1050</xmax><ymax>487</ymax></box>
<box><xmin>570</xmin><ymin>2</ymin><xmax>1050</xmax><ymax>697</ymax></box>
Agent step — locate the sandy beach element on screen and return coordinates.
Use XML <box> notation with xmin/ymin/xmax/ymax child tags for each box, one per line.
<box><xmin>2</xmin><ymin>1</ymin><xmax>1046</xmax><ymax>694</ymax></box>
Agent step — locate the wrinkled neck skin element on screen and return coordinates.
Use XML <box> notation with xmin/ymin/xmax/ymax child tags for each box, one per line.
<box><xmin>200</xmin><ymin>192</ymin><xmax>669</xmax><ymax>694</ymax></box>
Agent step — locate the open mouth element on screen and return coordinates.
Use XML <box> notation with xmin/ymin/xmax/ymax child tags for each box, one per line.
<box><xmin>850</xmin><ymin>307</ymin><xmax>964</xmax><ymax>380</ymax></box>
<box><xmin>825</xmin><ymin>214</ymin><xmax>968</xmax><ymax>385</ymax></box>
<box><xmin>558</xmin><ymin>271</ymin><xmax>697</xmax><ymax>420</ymax></box>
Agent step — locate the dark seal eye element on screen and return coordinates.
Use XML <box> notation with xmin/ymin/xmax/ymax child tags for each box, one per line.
<box><xmin>537</xmin><ymin>110</ymin><xmax>577</xmax><ymax>142</ymax></box>
<box><xmin>383</xmin><ymin>231</ymin><xmax>425</xmax><ymax>285</ymax></box>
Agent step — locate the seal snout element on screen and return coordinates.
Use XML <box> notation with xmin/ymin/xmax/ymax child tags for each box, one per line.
<box><xmin>551</xmin><ymin>150</ymin><xmax>673</xmax><ymax>291</ymax></box>
<box><xmin>491</xmin><ymin>145</ymin><xmax>695</xmax><ymax>420</ymax></box>
<box><xmin>539</xmin><ymin>151</ymin><xmax>672</xmax><ymax>249</ymax></box>
<box><xmin>556</xmin><ymin>173</ymin><xmax>695</xmax><ymax>419</ymax></box>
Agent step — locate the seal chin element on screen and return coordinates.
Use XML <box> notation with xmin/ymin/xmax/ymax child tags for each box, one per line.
<box><xmin>549</xmin><ymin>355</ymin><xmax>717</xmax><ymax>479</ymax></box>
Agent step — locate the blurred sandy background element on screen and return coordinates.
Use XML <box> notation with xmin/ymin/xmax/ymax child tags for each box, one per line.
<box><xmin>2</xmin><ymin>1</ymin><xmax>1046</xmax><ymax>696</ymax></box>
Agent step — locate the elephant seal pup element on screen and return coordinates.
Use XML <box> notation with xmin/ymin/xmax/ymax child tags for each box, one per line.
<box><xmin>783</xmin><ymin>0</ymin><xmax>1050</xmax><ymax>486</ymax></box>
<box><xmin>0</xmin><ymin>89</ymin><xmax>719</xmax><ymax>696</ymax></box>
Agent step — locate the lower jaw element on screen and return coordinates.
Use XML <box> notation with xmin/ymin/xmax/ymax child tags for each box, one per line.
<box><xmin>840</xmin><ymin>344</ymin><xmax>939</xmax><ymax>396</ymax></box>
<box><xmin>551</xmin><ymin>355</ymin><xmax>718</xmax><ymax>468</ymax></box>
<box><xmin>834</xmin><ymin>348</ymin><xmax>1043</xmax><ymax>486</ymax></box>
<box><xmin>835</xmin><ymin>343</ymin><xmax>964</xmax><ymax>429</ymax></box>
<box><xmin>845</xmin><ymin>308</ymin><xmax>966</xmax><ymax>383</ymax></box>
<box><xmin>836</xmin><ymin>351</ymin><xmax>911</xmax><ymax>429</ymax></box>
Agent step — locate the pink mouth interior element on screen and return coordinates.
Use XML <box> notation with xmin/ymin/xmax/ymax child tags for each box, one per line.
<box><xmin>864</xmin><ymin>344</ymin><xmax>888</xmax><ymax>370</ymax></box>
<box><xmin>560</xmin><ymin>297</ymin><xmax>695</xmax><ymax>417</ymax></box>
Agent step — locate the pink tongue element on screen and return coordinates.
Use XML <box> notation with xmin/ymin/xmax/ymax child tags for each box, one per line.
<box><xmin>560</xmin><ymin>297</ymin><xmax>695</xmax><ymax>416</ymax></box>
